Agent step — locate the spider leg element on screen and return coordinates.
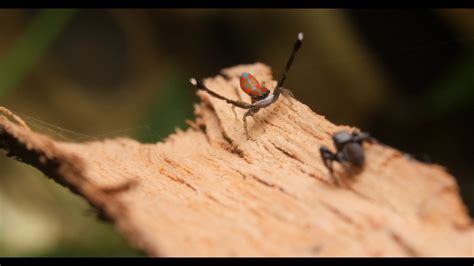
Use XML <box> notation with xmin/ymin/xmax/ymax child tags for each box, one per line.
<box><xmin>271</xmin><ymin>87</ymin><xmax>295</xmax><ymax>105</ymax></box>
<box><xmin>231</xmin><ymin>106</ymin><xmax>238</xmax><ymax>119</ymax></box>
<box><xmin>319</xmin><ymin>146</ymin><xmax>336</xmax><ymax>174</ymax></box>
<box><xmin>320</xmin><ymin>146</ymin><xmax>348</xmax><ymax>186</ymax></box>
<box><xmin>352</xmin><ymin>131</ymin><xmax>378</xmax><ymax>144</ymax></box>
<box><xmin>280</xmin><ymin>88</ymin><xmax>295</xmax><ymax>108</ymax></box>
<box><xmin>243</xmin><ymin>106</ymin><xmax>260</xmax><ymax>139</ymax></box>
<box><xmin>190</xmin><ymin>78</ymin><xmax>252</xmax><ymax>109</ymax></box>
<box><xmin>281</xmin><ymin>88</ymin><xmax>295</xmax><ymax>99</ymax></box>
<box><xmin>276</xmin><ymin>32</ymin><xmax>304</xmax><ymax>89</ymax></box>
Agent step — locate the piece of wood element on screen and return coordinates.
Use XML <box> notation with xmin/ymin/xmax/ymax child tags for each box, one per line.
<box><xmin>0</xmin><ymin>63</ymin><xmax>472</xmax><ymax>257</ymax></box>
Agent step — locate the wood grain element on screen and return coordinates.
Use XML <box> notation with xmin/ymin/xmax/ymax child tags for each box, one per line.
<box><xmin>0</xmin><ymin>63</ymin><xmax>472</xmax><ymax>256</ymax></box>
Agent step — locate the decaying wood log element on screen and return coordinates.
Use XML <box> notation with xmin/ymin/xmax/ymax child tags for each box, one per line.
<box><xmin>0</xmin><ymin>63</ymin><xmax>472</xmax><ymax>257</ymax></box>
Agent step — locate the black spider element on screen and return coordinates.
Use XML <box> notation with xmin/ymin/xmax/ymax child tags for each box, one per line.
<box><xmin>320</xmin><ymin>130</ymin><xmax>376</xmax><ymax>176</ymax></box>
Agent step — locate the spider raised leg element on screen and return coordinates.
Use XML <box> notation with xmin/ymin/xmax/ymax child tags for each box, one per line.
<box><xmin>190</xmin><ymin>32</ymin><xmax>304</xmax><ymax>139</ymax></box>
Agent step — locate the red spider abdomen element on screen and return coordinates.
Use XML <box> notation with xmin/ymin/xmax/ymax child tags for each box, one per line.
<box><xmin>240</xmin><ymin>72</ymin><xmax>269</xmax><ymax>98</ymax></box>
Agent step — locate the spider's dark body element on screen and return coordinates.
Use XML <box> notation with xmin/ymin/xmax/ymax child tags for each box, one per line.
<box><xmin>320</xmin><ymin>131</ymin><xmax>376</xmax><ymax>174</ymax></box>
<box><xmin>190</xmin><ymin>32</ymin><xmax>304</xmax><ymax>139</ymax></box>
<box><xmin>332</xmin><ymin>132</ymin><xmax>365</xmax><ymax>167</ymax></box>
<box><xmin>342</xmin><ymin>142</ymin><xmax>365</xmax><ymax>167</ymax></box>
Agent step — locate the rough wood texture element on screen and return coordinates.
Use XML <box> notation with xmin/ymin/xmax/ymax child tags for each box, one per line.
<box><xmin>0</xmin><ymin>64</ymin><xmax>472</xmax><ymax>257</ymax></box>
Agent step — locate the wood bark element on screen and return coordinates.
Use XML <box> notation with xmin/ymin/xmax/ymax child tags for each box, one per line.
<box><xmin>0</xmin><ymin>64</ymin><xmax>472</xmax><ymax>257</ymax></box>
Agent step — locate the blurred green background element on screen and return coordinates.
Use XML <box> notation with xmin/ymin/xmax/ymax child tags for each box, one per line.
<box><xmin>0</xmin><ymin>9</ymin><xmax>472</xmax><ymax>256</ymax></box>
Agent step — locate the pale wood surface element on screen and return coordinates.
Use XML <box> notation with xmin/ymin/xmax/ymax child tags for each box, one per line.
<box><xmin>0</xmin><ymin>63</ymin><xmax>472</xmax><ymax>257</ymax></box>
